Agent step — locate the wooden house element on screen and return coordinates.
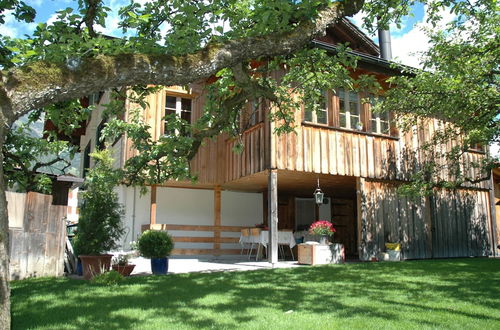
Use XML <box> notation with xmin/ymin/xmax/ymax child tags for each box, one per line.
<box><xmin>79</xmin><ymin>19</ymin><xmax>497</xmax><ymax>261</ymax></box>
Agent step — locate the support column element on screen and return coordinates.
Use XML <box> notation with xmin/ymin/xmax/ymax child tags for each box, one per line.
<box><xmin>214</xmin><ymin>186</ymin><xmax>221</xmax><ymax>255</ymax></box>
<box><xmin>488</xmin><ymin>177</ymin><xmax>498</xmax><ymax>257</ymax></box>
<box><xmin>149</xmin><ymin>185</ymin><xmax>157</xmax><ymax>226</ymax></box>
<box><xmin>268</xmin><ymin>169</ymin><xmax>278</xmax><ymax>264</ymax></box>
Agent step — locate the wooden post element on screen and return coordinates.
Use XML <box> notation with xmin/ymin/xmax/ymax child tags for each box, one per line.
<box><xmin>268</xmin><ymin>169</ymin><xmax>278</xmax><ymax>264</ymax></box>
<box><xmin>149</xmin><ymin>185</ymin><xmax>157</xmax><ymax>226</ymax></box>
<box><xmin>488</xmin><ymin>177</ymin><xmax>498</xmax><ymax>257</ymax></box>
<box><xmin>214</xmin><ymin>186</ymin><xmax>222</xmax><ymax>255</ymax></box>
<box><xmin>356</xmin><ymin>178</ymin><xmax>363</xmax><ymax>259</ymax></box>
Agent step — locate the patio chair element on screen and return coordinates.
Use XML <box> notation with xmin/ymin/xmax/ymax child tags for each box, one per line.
<box><xmin>240</xmin><ymin>228</ymin><xmax>251</xmax><ymax>256</ymax></box>
<box><xmin>249</xmin><ymin>227</ymin><xmax>262</xmax><ymax>260</ymax></box>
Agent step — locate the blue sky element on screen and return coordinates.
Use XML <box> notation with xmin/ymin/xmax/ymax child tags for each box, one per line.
<box><xmin>4</xmin><ymin>1</ymin><xmax>443</xmax><ymax>68</ymax></box>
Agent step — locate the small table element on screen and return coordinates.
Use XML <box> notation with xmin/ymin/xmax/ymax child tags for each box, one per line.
<box><xmin>239</xmin><ymin>230</ymin><xmax>296</xmax><ymax>260</ymax></box>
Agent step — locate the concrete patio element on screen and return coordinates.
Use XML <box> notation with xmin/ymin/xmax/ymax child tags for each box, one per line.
<box><xmin>128</xmin><ymin>256</ymin><xmax>303</xmax><ymax>275</ymax></box>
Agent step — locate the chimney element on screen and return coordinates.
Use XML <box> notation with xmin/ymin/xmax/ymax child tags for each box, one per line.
<box><xmin>378</xmin><ymin>29</ymin><xmax>392</xmax><ymax>60</ymax></box>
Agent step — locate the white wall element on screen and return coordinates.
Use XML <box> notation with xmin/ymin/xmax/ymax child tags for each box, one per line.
<box><xmin>118</xmin><ymin>185</ymin><xmax>151</xmax><ymax>250</ymax></box>
<box><xmin>118</xmin><ymin>186</ymin><xmax>263</xmax><ymax>252</ymax></box>
<box><xmin>221</xmin><ymin>191</ymin><xmax>263</xmax><ymax>249</ymax></box>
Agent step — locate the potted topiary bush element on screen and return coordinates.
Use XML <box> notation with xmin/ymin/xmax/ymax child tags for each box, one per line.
<box><xmin>73</xmin><ymin>150</ymin><xmax>125</xmax><ymax>280</ymax></box>
<box><xmin>137</xmin><ymin>230</ymin><xmax>174</xmax><ymax>275</ymax></box>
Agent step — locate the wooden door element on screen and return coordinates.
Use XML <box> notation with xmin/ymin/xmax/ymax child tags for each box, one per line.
<box><xmin>331</xmin><ymin>199</ymin><xmax>357</xmax><ymax>257</ymax></box>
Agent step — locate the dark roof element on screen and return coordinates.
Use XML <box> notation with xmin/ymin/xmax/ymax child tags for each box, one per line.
<box><xmin>311</xmin><ymin>40</ymin><xmax>414</xmax><ymax>76</ymax></box>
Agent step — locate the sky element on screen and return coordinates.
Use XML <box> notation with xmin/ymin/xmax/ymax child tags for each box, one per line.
<box><xmin>5</xmin><ymin>0</ymin><xmax>444</xmax><ymax>68</ymax></box>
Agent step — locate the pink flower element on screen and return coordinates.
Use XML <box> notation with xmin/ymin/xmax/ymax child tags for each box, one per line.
<box><xmin>309</xmin><ymin>220</ymin><xmax>336</xmax><ymax>236</ymax></box>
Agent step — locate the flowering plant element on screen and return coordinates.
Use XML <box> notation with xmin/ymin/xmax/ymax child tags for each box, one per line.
<box><xmin>309</xmin><ymin>220</ymin><xmax>336</xmax><ymax>236</ymax></box>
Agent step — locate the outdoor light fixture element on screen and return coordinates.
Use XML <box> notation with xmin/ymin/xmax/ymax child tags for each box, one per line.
<box><xmin>314</xmin><ymin>178</ymin><xmax>324</xmax><ymax>205</ymax></box>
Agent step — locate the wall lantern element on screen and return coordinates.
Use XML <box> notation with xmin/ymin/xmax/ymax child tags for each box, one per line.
<box><xmin>314</xmin><ymin>178</ymin><xmax>324</xmax><ymax>205</ymax></box>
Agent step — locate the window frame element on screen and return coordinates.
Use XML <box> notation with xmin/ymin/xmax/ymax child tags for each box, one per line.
<box><xmin>338</xmin><ymin>88</ymin><xmax>362</xmax><ymax>130</ymax></box>
<box><xmin>303</xmin><ymin>90</ymin><xmax>330</xmax><ymax>126</ymax></box>
<box><xmin>368</xmin><ymin>95</ymin><xmax>391</xmax><ymax>135</ymax></box>
<box><xmin>163</xmin><ymin>94</ymin><xmax>193</xmax><ymax>136</ymax></box>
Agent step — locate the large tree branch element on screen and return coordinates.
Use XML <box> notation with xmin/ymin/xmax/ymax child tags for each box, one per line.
<box><xmin>0</xmin><ymin>0</ymin><xmax>363</xmax><ymax>124</ymax></box>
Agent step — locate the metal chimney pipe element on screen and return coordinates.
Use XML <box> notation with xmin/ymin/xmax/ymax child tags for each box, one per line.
<box><xmin>378</xmin><ymin>29</ymin><xmax>392</xmax><ymax>60</ymax></box>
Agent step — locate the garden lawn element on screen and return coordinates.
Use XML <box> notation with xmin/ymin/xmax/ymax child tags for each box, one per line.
<box><xmin>11</xmin><ymin>258</ymin><xmax>500</xmax><ymax>329</ymax></box>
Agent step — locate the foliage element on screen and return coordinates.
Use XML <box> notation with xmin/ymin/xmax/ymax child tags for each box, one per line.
<box><xmin>309</xmin><ymin>220</ymin><xmax>336</xmax><ymax>236</ymax></box>
<box><xmin>90</xmin><ymin>270</ymin><xmax>123</xmax><ymax>286</ymax></box>
<box><xmin>379</xmin><ymin>0</ymin><xmax>499</xmax><ymax>195</ymax></box>
<box><xmin>137</xmin><ymin>230</ymin><xmax>174</xmax><ymax>259</ymax></box>
<box><xmin>102</xmin><ymin>86</ymin><xmax>196</xmax><ymax>187</ymax></box>
<box><xmin>112</xmin><ymin>254</ymin><xmax>129</xmax><ymax>266</ymax></box>
<box><xmin>3</xmin><ymin>110</ymin><xmax>82</xmax><ymax>193</ymax></box>
<box><xmin>72</xmin><ymin>150</ymin><xmax>124</xmax><ymax>256</ymax></box>
<box><xmin>11</xmin><ymin>259</ymin><xmax>500</xmax><ymax>329</ymax></box>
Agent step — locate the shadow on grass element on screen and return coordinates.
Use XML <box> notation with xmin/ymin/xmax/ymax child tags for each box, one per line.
<box><xmin>11</xmin><ymin>258</ymin><xmax>500</xmax><ymax>329</ymax></box>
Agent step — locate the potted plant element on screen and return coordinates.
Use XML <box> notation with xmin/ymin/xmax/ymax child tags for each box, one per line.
<box><xmin>137</xmin><ymin>230</ymin><xmax>174</xmax><ymax>275</ymax></box>
<box><xmin>73</xmin><ymin>150</ymin><xmax>125</xmax><ymax>280</ymax></box>
<box><xmin>112</xmin><ymin>255</ymin><xmax>136</xmax><ymax>276</ymax></box>
<box><xmin>309</xmin><ymin>220</ymin><xmax>336</xmax><ymax>245</ymax></box>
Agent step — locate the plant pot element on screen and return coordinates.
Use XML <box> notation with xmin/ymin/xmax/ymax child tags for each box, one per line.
<box><xmin>79</xmin><ymin>254</ymin><xmax>113</xmax><ymax>280</ymax></box>
<box><xmin>319</xmin><ymin>235</ymin><xmax>330</xmax><ymax>245</ymax></box>
<box><xmin>76</xmin><ymin>259</ymin><xmax>83</xmax><ymax>276</ymax></box>
<box><xmin>150</xmin><ymin>257</ymin><xmax>169</xmax><ymax>275</ymax></box>
<box><xmin>112</xmin><ymin>264</ymin><xmax>136</xmax><ymax>276</ymax></box>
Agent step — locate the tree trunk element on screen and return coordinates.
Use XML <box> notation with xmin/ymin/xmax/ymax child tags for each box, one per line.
<box><xmin>0</xmin><ymin>117</ymin><xmax>10</xmax><ymax>329</ymax></box>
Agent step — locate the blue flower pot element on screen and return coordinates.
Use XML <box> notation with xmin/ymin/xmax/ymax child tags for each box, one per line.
<box><xmin>151</xmin><ymin>257</ymin><xmax>169</xmax><ymax>275</ymax></box>
<box><xmin>76</xmin><ymin>259</ymin><xmax>83</xmax><ymax>276</ymax></box>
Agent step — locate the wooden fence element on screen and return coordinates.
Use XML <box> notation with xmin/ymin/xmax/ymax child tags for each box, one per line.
<box><xmin>142</xmin><ymin>223</ymin><xmax>244</xmax><ymax>255</ymax></box>
<box><xmin>7</xmin><ymin>191</ymin><xmax>67</xmax><ymax>280</ymax></box>
<box><xmin>359</xmin><ymin>179</ymin><xmax>491</xmax><ymax>260</ymax></box>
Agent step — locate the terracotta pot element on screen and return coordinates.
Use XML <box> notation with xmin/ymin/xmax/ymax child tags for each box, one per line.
<box><xmin>79</xmin><ymin>254</ymin><xmax>113</xmax><ymax>280</ymax></box>
<box><xmin>112</xmin><ymin>264</ymin><xmax>136</xmax><ymax>277</ymax></box>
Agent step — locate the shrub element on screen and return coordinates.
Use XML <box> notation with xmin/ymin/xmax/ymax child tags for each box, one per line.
<box><xmin>138</xmin><ymin>230</ymin><xmax>174</xmax><ymax>258</ymax></box>
<box><xmin>91</xmin><ymin>270</ymin><xmax>123</xmax><ymax>286</ymax></box>
<box><xmin>73</xmin><ymin>150</ymin><xmax>125</xmax><ymax>256</ymax></box>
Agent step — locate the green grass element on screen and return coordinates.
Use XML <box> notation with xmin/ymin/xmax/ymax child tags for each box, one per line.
<box><xmin>11</xmin><ymin>258</ymin><xmax>500</xmax><ymax>329</ymax></box>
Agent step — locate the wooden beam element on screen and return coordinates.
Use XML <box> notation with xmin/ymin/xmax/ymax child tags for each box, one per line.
<box><xmin>214</xmin><ymin>186</ymin><xmax>222</xmax><ymax>254</ymax></box>
<box><xmin>141</xmin><ymin>224</ymin><xmax>245</xmax><ymax>232</ymax></box>
<box><xmin>171</xmin><ymin>248</ymin><xmax>241</xmax><ymax>255</ymax></box>
<box><xmin>268</xmin><ymin>169</ymin><xmax>278</xmax><ymax>264</ymax></box>
<box><xmin>172</xmin><ymin>237</ymin><xmax>239</xmax><ymax>243</ymax></box>
<box><xmin>150</xmin><ymin>185</ymin><xmax>157</xmax><ymax>225</ymax></box>
<box><xmin>356</xmin><ymin>177</ymin><xmax>363</xmax><ymax>259</ymax></box>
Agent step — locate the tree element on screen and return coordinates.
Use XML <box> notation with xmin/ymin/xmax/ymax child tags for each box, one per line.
<box><xmin>0</xmin><ymin>0</ymin><xmax>497</xmax><ymax>328</ymax></box>
<box><xmin>380</xmin><ymin>0</ymin><xmax>499</xmax><ymax>195</ymax></box>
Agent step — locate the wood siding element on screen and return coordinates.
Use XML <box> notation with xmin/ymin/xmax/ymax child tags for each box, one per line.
<box><xmin>273</xmin><ymin>120</ymin><xmax>487</xmax><ymax>189</ymax></box>
<box><xmin>124</xmin><ymin>87</ymin><xmax>487</xmax><ymax>191</ymax></box>
<box><xmin>8</xmin><ymin>192</ymin><xmax>67</xmax><ymax>280</ymax></box>
<box><xmin>359</xmin><ymin>179</ymin><xmax>491</xmax><ymax>261</ymax></box>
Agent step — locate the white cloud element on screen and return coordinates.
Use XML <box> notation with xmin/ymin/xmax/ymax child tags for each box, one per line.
<box><xmin>391</xmin><ymin>5</ymin><xmax>455</xmax><ymax>68</ymax></box>
<box><xmin>0</xmin><ymin>10</ymin><xmax>22</xmax><ymax>37</ymax></box>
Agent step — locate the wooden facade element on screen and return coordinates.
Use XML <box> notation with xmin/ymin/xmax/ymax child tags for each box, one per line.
<box><xmin>98</xmin><ymin>19</ymin><xmax>495</xmax><ymax>259</ymax></box>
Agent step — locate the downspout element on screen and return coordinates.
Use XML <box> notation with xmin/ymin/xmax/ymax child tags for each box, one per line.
<box><xmin>131</xmin><ymin>186</ymin><xmax>137</xmax><ymax>245</ymax></box>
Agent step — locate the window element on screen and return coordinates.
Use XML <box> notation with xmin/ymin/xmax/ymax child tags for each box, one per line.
<box><xmin>95</xmin><ymin>120</ymin><xmax>106</xmax><ymax>150</ymax></box>
<box><xmin>338</xmin><ymin>88</ymin><xmax>361</xmax><ymax>130</ymax></box>
<box><xmin>164</xmin><ymin>95</ymin><xmax>192</xmax><ymax>135</ymax></box>
<box><xmin>369</xmin><ymin>95</ymin><xmax>390</xmax><ymax>135</ymax></box>
<box><xmin>304</xmin><ymin>90</ymin><xmax>328</xmax><ymax>125</ymax></box>
<box><xmin>82</xmin><ymin>142</ymin><xmax>91</xmax><ymax>178</ymax></box>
